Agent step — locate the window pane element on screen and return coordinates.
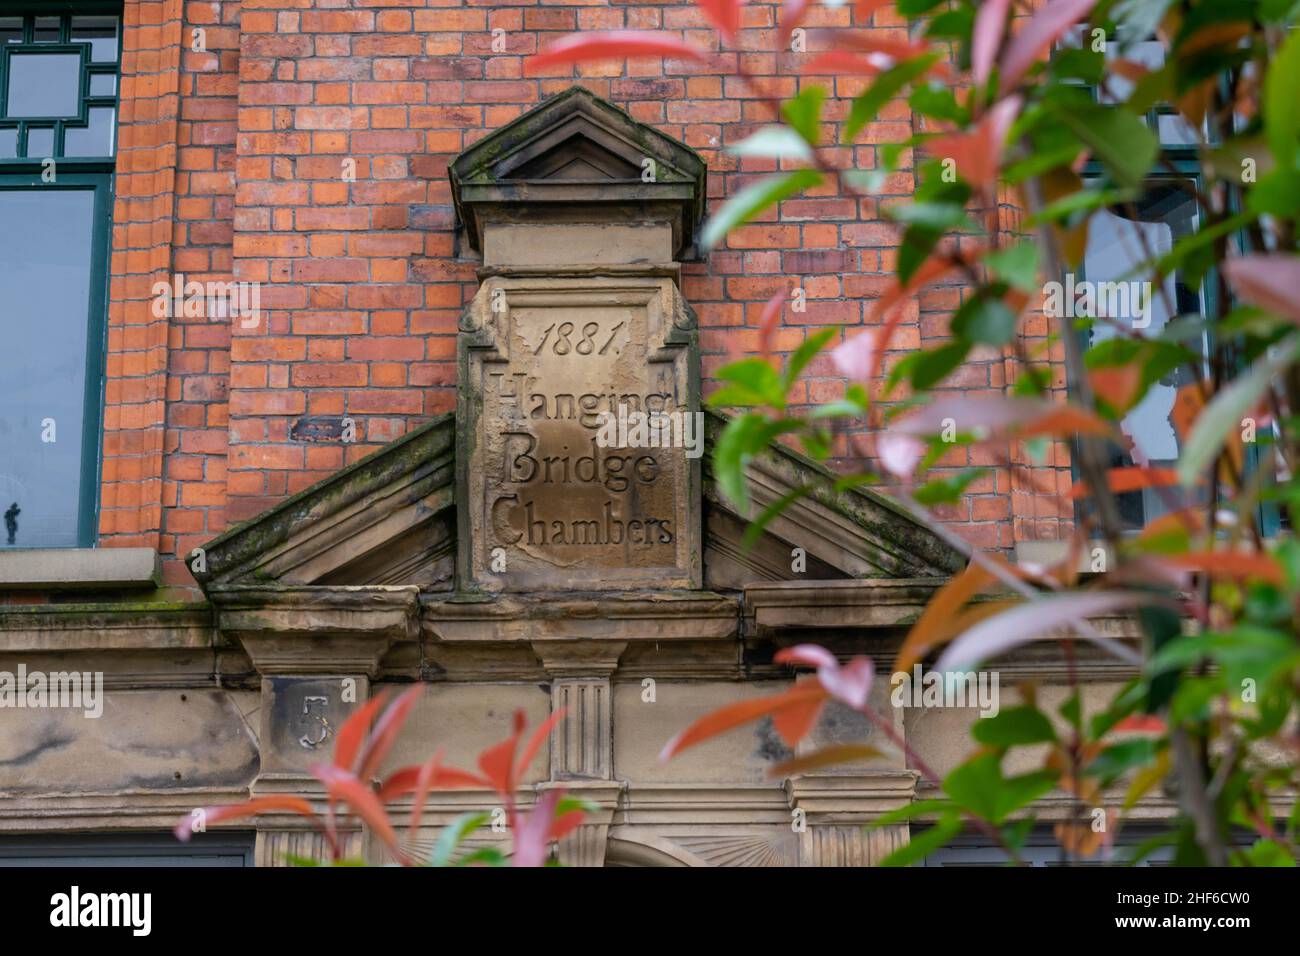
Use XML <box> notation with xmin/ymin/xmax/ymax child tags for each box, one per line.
<box><xmin>89</xmin><ymin>73</ymin><xmax>115</xmax><ymax>97</ymax></box>
<box><xmin>0</xmin><ymin>128</ymin><xmax>14</xmax><ymax>158</ymax></box>
<box><xmin>1083</xmin><ymin>185</ymin><xmax>1204</xmax><ymax>530</ymax></box>
<box><xmin>70</xmin><ymin>16</ymin><xmax>118</xmax><ymax>63</ymax></box>
<box><xmin>0</xmin><ymin>188</ymin><xmax>98</xmax><ymax>549</ymax></box>
<box><xmin>64</xmin><ymin>107</ymin><xmax>114</xmax><ymax>157</ymax></box>
<box><xmin>24</xmin><ymin>126</ymin><xmax>53</xmax><ymax>158</ymax></box>
<box><xmin>0</xmin><ymin>17</ymin><xmax>21</xmax><ymax>44</ymax></box>
<box><xmin>6</xmin><ymin>53</ymin><xmax>81</xmax><ymax>118</ymax></box>
<box><xmin>33</xmin><ymin>17</ymin><xmax>60</xmax><ymax>43</ymax></box>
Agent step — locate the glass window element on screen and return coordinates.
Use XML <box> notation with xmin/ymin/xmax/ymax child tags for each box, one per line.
<box><xmin>1082</xmin><ymin>183</ymin><xmax>1207</xmax><ymax>530</ymax></box>
<box><xmin>6</xmin><ymin>53</ymin><xmax>81</xmax><ymax>118</ymax></box>
<box><xmin>0</xmin><ymin>183</ymin><xmax>107</xmax><ymax>548</ymax></box>
<box><xmin>0</xmin><ymin>12</ymin><xmax>121</xmax><ymax>163</ymax></box>
<box><xmin>0</xmin><ymin>11</ymin><xmax>120</xmax><ymax>549</ymax></box>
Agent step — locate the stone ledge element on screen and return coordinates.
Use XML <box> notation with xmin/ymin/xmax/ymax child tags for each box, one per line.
<box><xmin>0</xmin><ymin>548</ymin><xmax>160</xmax><ymax>590</ymax></box>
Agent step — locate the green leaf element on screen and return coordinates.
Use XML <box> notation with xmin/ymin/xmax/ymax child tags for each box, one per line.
<box><xmin>1248</xmin><ymin>169</ymin><xmax>1300</xmax><ymax>218</ymax></box>
<box><xmin>911</xmin><ymin>341</ymin><xmax>971</xmax><ymax>390</ymax></box>
<box><xmin>909</xmin><ymin>84</ymin><xmax>967</xmax><ymax>124</ymax></box>
<box><xmin>1086</xmin><ymin>739</ymin><xmax>1160</xmax><ymax>784</ymax></box>
<box><xmin>983</xmin><ymin>243</ymin><xmax>1040</xmax><ymax>292</ymax></box>
<box><xmin>783</xmin><ymin>86</ymin><xmax>826</xmax><ymax>146</ymax></box>
<box><xmin>870</xmin><ymin>798</ymin><xmax>957</xmax><ymax>827</ymax></box>
<box><xmin>1178</xmin><ymin>336</ymin><xmax>1300</xmax><ymax>485</ymax></box>
<box><xmin>711</xmin><ymin>357</ymin><xmax>786</xmax><ymax>408</ymax></box>
<box><xmin>742</xmin><ymin>486</ymin><xmax>812</xmax><ymax>550</ymax></box>
<box><xmin>844</xmin><ymin>53</ymin><xmax>940</xmax><ymax>143</ymax></box>
<box><xmin>1055</xmin><ymin>101</ymin><xmax>1158</xmax><ymax>189</ymax></box>
<box><xmin>887</xmin><ymin>200</ymin><xmax>972</xmax><ymax>231</ymax></box>
<box><xmin>944</xmin><ymin>752</ymin><xmax>1056</xmax><ymax>824</ymax></box>
<box><xmin>952</xmin><ymin>295</ymin><xmax>1017</xmax><ymax>346</ymax></box>
<box><xmin>877</xmin><ymin>814</ymin><xmax>962</xmax><ymax>867</ymax></box>
<box><xmin>783</xmin><ymin>327</ymin><xmax>837</xmax><ymax>393</ymax></box>
<box><xmin>1264</xmin><ymin>25</ymin><xmax>1300</xmax><ymax>168</ymax></box>
<box><xmin>712</xmin><ymin>413</ymin><xmax>802</xmax><ymax>513</ymax></box>
<box><xmin>972</xmin><ymin>706</ymin><xmax>1058</xmax><ymax>748</ymax></box>
<box><xmin>700</xmin><ymin>169</ymin><xmax>822</xmax><ymax>251</ymax></box>
<box><xmin>429</xmin><ymin>811</ymin><xmax>490</xmax><ymax>867</ymax></box>
<box><xmin>913</xmin><ymin>468</ymin><xmax>988</xmax><ymax>505</ymax></box>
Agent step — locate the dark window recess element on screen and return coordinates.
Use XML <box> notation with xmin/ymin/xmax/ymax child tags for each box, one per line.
<box><xmin>0</xmin><ymin>832</ymin><xmax>256</xmax><ymax>867</ymax></box>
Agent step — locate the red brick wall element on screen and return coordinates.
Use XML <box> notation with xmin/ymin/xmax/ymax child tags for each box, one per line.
<box><xmin>97</xmin><ymin>0</ymin><xmax>1073</xmax><ymax>587</ymax></box>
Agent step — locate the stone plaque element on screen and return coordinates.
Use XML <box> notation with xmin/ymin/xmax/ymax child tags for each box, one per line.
<box><xmin>458</xmin><ymin>275</ymin><xmax>700</xmax><ymax>591</ymax></box>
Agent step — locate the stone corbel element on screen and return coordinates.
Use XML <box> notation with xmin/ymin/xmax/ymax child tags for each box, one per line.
<box><xmin>785</xmin><ymin>771</ymin><xmax>919</xmax><ymax>866</ymax></box>
<box><xmin>541</xmin><ymin>779</ymin><xmax>626</xmax><ymax>868</ymax></box>
<box><xmin>207</xmin><ymin>585</ymin><xmax>420</xmax><ymax>864</ymax></box>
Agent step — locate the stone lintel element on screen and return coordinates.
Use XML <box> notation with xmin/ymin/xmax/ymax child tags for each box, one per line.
<box><xmin>210</xmin><ymin>585</ymin><xmax>418</xmax><ymax>676</ymax></box>
<box><xmin>784</xmin><ymin>770</ymin><xmax>919</xmax><ymax>823</ymax></box>
<box><xmin>421</xmin><ymin>591</ymin><xmax>738</xmax><ymax>645</ymax></box>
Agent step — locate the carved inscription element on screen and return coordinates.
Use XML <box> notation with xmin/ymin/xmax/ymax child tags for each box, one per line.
<box><xmin>460</xmin><ymin>278</ymin><xmax>699</xmax><ymax>591</ymax></box>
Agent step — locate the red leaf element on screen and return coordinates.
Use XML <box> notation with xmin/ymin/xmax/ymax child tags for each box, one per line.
<box><xmin>774</xmin><ymin>644</ymin><xmax>874</xmax><ymax>710</ymax></box>
<box><xmin>892</xmin><ymin>394</ymin><xmax>1111</xmax><ymax>441</ymax></box>
<box><xmin>867</xmin><ymin>251</ymin><xmax>973</xmax><ymax>382</ymax></box>
<box><xmin>1224</xmin><ymin>255</ymin><xmax>1300</xmax><ymax>322</ymax></box>
<box><xmin>855</xmin><ymin>0</ymin><xmax>894</xmax><ymax>19</ymax></box>
<box><xmin>830</xmin><ymin>328</ymin><xmax>879</xmax><ymax>381</ymax></box>
<box><xmin>333</xmin><ymin>691</ymin><xmax>389</xmax><ymax>773</ymax></box>
<box><xmin>1115</xmin><ymin>714</ymin><xmax>1166</xmax><ymax>734</ymax></box>
<box><xmin>659</xmin><ymin>684</ymin><xmax>828</xmax><ymax>760</ymax></box>
<box><xmin>779</xmin><ymin>0</ymin><xmax>812</xmax><ymax>43</ymax></box>
<box><xmin>758</xmin><ymin>287</ymin><xmax>788</xmax><ymax>361</ymax></box>
<box><xmin>1160</xmin><ymin>551</ymin><xmax>1286</xmax><ymax>585</ymax></box>
<box><xmin>377</xmin><ymin>764</ymin><xmax>488</xmax><ymax>802</ymax></box>
<box><xmin>313</xmin><ymin>764</ymin><xmax>403</xmax><ymax>859</ymax></box>
<box><xmin>174</xmin><ymin>796</ymin><xmax>317</xmax><ymax>842</ymax></box>
<box><xmin>356</xmin><ymin>686</ymin><xmax>424</xmax><ymax>782</ymax></box>
<box><xmin>936</xmin><ymin>591</ymin><xmax>1164</xmax><ymax>671</ymax></box>
<box><xmin>527</xmin><ymin>32</ymin><xmax>710</xmax><ymax>72</ymax></box>
<box><xmin>549</xmin><ymin>809</ymin><xmax>586</xmax><ymax>843</ymax></box>
<box><xmin>478</xmin><ymin>712</ymin><xmax>524</xmax><ymax>798</ymax></box>
<box><xmin>806</xmin><ymin>50</ymin><xmax>887</xmax><ymax>76</ymax></box>
<box><xmin>516</xmin><ymin>707</ymin><xmax>566</xmax><ymax>781</ymax></box>
<box><xmin>772</xmin><ymin>689</ymin><xmax>827</xmax><ymax>747</ymax></box>
<box><xmin>834</xmin><ymin>31</ymin><xmax>955</xmax><ymax>80</ymax></box>
<box><xmin>999</xmin><ymin>0</ymin><xmax>1098</xmax><ymax>96</ymax></box>
<box><xmin>972</xmin><ymin>0</ymin><xmax>1012</xmax><ymax>91</ymax></box>
<box><xmin>1068</xmin><ymin>466</ymin><xmax>1183</xmax><ymax>499</ymax></box>
<box><xmin>513</xmin><ymin>788</ymin><xmax>563</xmax><ymax>868</ymax></box>
<box><xmin>697</xmin><ymin>0</ymin><xmax>744</xmax><ymax>41</ymax></box>
<box><xmin>928</xmin><ymin>95</ymin><xmax>1022</xmax><ymax>190</ymax></box>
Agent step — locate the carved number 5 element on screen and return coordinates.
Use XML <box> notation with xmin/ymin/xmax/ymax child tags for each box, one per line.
<box><xmin>299</xmin><ymin>695</ymin><xmax>332</xmax><ymax>749</ymax></box>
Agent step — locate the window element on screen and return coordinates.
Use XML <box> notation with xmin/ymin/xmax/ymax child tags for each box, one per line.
<box><xmin>0</xmin><ymin>8</ymin><xmax>119</xmax><ymax>549</ymax></box>
<box><xmin>0</xmin><ymin>832</ymin><xmax>255</xmax><ymax>867</ymax></box>
<box><xmin>1081</xmin><ymin>180</ymin><xmax>1209</xmax><ymax>531</ymax></box>
<box><xmin>915</xmin><ymin>824</ymin><xmax>1254</xmax><ymax>867</ymax></box>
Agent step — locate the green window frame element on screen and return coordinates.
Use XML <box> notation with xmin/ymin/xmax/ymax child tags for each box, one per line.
<box><xmin>0</xmin><ymin>4</ymin><xmax>119</xmax><ymax>548</ymax></box>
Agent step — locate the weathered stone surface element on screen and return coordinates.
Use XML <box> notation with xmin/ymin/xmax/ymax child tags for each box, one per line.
<box><xmin>458</xmin><ymin>274</ymin><xmax>701</xmax><ymax>592</ymax></box>
<box><xmin>0</xmin><ymin>689</ymin><xmax>258</xmax><ymax>793</ymax></box>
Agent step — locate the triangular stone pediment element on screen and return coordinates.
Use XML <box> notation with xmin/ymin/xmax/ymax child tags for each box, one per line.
<box><xmin>450</xmin><ymin>87</ymin><xmax>707</xmax><ymax>257</ymax></box>
<box><xmin>190</xmin><ymin>411</ymin><xmax>962</xmax><ymax>593</ymax></box>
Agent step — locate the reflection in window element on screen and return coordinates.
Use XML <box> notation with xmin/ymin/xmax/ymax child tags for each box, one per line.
<box><xmin>1083</xmin><ymin>184</ymin><xmax>1206</xmax><ymax>530</ymax></box>
<box><xmin>0</xmin><ymin>188</ymin><xmax>100</xmax><ymax>548</ymax></box>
